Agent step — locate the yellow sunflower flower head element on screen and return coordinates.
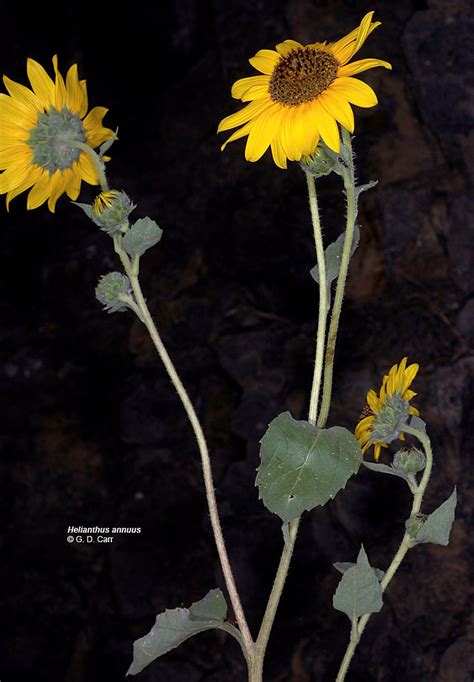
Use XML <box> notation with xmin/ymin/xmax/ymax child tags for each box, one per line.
<box><xmin>218</xmin><ymin>11</ymin><xmax>392</xmax><ymax>168</ymax></box>
<box><xmin>355</xmin><ymin>357</ymin><xmax>420</xmax><ymax>462</ymax></box>
<box><xmin>0</xmin><ymin>55</ymin><xmax>115</xmax><ymax>212</ymax></box>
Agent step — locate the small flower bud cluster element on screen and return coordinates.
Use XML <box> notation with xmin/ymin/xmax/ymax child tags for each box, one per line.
<box><xmin>95</xmin><ymin>272</ymin><xmax>132</xmax><ymax>313</ymax></box>
<box><xmin>393</xmin><ymin>447</ymin><xmax>426</xmax><ymax>474</ymax></box>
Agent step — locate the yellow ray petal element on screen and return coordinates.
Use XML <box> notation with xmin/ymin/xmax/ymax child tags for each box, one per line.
<box><xmin>3</xmin><ymin>76</ymin><xmax>42</xmax><ymax>111</ymax></box>
<box><xmin>241</xmin><ymin>85</ymin><xmax>271</xmax><ymax>102</ymax></box>
<box><xmin>218</xmin><ymin>98</ymin><xmax>274</xmax><ymax>133</ymax></box>
<box><xmin>279</xmin><ymin>108</ymin><xmax>300</xmax><ymax>161</ymax></box>
<box><xmin>27</xmin><ymin>58</ymin><xmax>55</xmax><ymax>107</ymax></box>
<box><xmin>313</xmin><ymin>101</ymin><xmax>340</xmax><ymax>152</ymax></box>
<box><xmin>270</xmin><ymin>136</ymin><xmax>287</xmax><ymax>169</ymax></box>
<box><xmin>319</xmin><ymin>90</ymin><xmax>354</xmax><ymax>133</ymax></box>
<box><xmin>351</xmin><ymin>12</ymin><xmax>380</xmax><ymax>60</ymax></box>
<box><xmin>331</xmin><ymin>77</ymin><xmax>378</xmax><ymax>108</ymax></box>
<box><xmin>275</xmin><ymin>39</ymin><xmax>303</xmax><ymax>56</ymax></box>
<box><xmin>6</xmin><ymin>166</ymin><xmax>43</xmax><ymax>209</ymax></box>
<box><xmin>231</xmin><ymin>75</ymin><xmax>269</xmax><ymax>100</ymax></box>
<box><xmin>27</xmin><ymin>170</ymin><xmax>53</xmax><ymax>209</ymax></box>
<box><xmin>249</xmin><ymin>49</ymin><xmax>280</xmax><ymax>75</ymax></box>
<box><xmin>64</xmin><ymin>164</ymin><xmax>82</xmax><ymax>200</ymax></box>
<box><xmin>0</xmin><ymin>93</ymin><xmax>37</xmax><ymax>129</ymax></box>
<box><xmin>0</xmin><ymin>163</ymin><xmax>32</xmax><ymax>193</ymax></box>
<box><xmin>338</xmin><ymin>58</ymin><xmax>392</xmax><ymax>78</ymax></box>
<box><xmin>52</xmin><ymin>55</ymin><xmax>67</xmax><ymax>109</ymax></box>
<box><xmin>220</xmin><ymin>120</ymin><xmax>255</xmax><ymax>151</ymax></box>
<box><xmin>0</xmin><ymin>145</ymin><xmax>32</xmax><ymax>169</ymax></box>
<box><xmin>366</xmin><ymin>389</ymin><xmax>380</xmax><ymax>412</ymax></box>
<box><xmin>245</xmin><ymin>106</ymin><xmax>284</xmax><ymax>162</ymax></box>
<box><xmin>402</xmin><ymin>363</ymin><xmax>419</xmax><ymax>392</ymax></box>
<box><xmin>79</xmin><ymin>80</ymin><xmax>88</xmax><ymax>118</ymax></box>
<box><xmin>78</xmin><ymin>152</ymin><xmax>99</xmax><ymax>185</ymax></box>
<box><xmin>65</xmin><ymin>64</ymin><xmax>84</xmax><ymax>114</ymax></box>
<box><xmin>329</xmin><ymin>14</ymin><xmax>381</xmax><ymax>66</ymax></box>
<box><xmin>292</xmin><ymin>102</ymin><xmax>319</xmax><ymax>157</ymax></box>
<box><xmin>47</xmin><ymin>170</ymin><xmax>68</xmax><ymax>212</ymax></box>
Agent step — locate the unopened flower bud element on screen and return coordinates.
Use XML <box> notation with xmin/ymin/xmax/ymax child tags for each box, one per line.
<box><xmin>393</xmin><ymin>447</ymin><xmax>426</xmax><ymax>474</ymax></box>
<box><xmin>76</xmin><ymin>191</ymin><xmax>136</xmax><ymax>235</ymax></box>
<box><xmin>405</xmin><ymin>513</ymin><xmax>426</xmax><ymax>538</ymax></box>
<box><xmin>95</xmin><ymin>272</ymin><xmax>132</xmax><ymax>313</ymax></box>
<box><xmin>300</xmin><ymin>143</ymin><xmax>338</xmax><ymax>177</ymax></box>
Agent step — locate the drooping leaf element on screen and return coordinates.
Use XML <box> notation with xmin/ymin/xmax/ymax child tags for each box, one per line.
<box><xmin>122</xmin><ymin>217</ymin><xmax>163</xmax><ymax>259</ymax></box>
<box><xmin>333</xmin><ymin>546</ymin><xmax>383</xmax><ymax>621</ymax></box>
<box><xmin>362</xmin><ymin>460</ymin><xmax>412</xmax><ymax>487</ymax></box>
<box><xmin>256</xmin><ymin>412</ymin><xmax>362</xmax><ymax>523</ymax></box>
<box><xmin>415</xmin><ymin>488</ymin><xmax>457</xmax><ymax>546</ymax></box>
<box><xmin>127</xmin><ymin>589</ymin><xmax>237</xmax><ymax>676</ymax></box>
<box><xmin>310</xmin><ymin>225</ymin><xmax>360</xmax><ymax>307</ymax></box>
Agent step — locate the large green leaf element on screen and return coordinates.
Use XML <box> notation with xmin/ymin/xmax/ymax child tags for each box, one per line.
<box><xmin>127</xmin><ymin>589</ymin><xmax>237</xmax><ymax>676</ymax></box>
<box><xmin>256</xmin><ymin>412</ymin><xmax>362</xmax><ymax>522</ymax></box>
<box><xmin>333</xmin><ymin>546</ymin><xmax>383</xmax><ymax>621</ymax></box>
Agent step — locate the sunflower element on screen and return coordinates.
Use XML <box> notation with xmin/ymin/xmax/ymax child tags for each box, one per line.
<box><xmin>218</xmin><ymin>11</ymin><xmax>391</xmax><ymax>168</ymax></box>
<box><xmin>0</xmin><ymin>55</ymin><xmax>114</xmax><ymax>212</ymax></box>
<box><xmin>355</xmin><ymin>358</ymin><xmax>420</xmax><ymax>462</ymax></box>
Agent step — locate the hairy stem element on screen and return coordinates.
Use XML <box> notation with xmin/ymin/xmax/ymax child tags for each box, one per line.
<box><xmin>306</xmin><ymin>171</ymin><xmax>328</xmax><ymax>424</ymax></box>
<box><xmin>71</xmin><ymin>141</ymin><xmax>109</xmax><ymax>192</ymax></box>
<box><xmin>317</xmin><ymin>129</ymin><xmax>355</xmax><ymax>428</ymax></box>
<box><xmin>115</xmin><ymin>241</ymin><xmax>254</xmax><ymax>659</ymax></box>
<box><xmin>335</xmin><ymin>425</ymin><xmax>433</xmax><ymax>681</ymax></box>
<box><xmin>249</xmin><ymin>172</ymin><xmax>328</xmax><ymax>681</ymax></box>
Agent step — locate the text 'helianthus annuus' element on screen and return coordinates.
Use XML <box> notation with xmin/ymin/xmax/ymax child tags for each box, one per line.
<box><xmin>218</xmin><ymin>11</ymin><xmax>391</xmax><ymax>168</ymax></box>
<box><xmin>355</xmin><ymin>358</ymin><xmax>420</xmax><ymax>462</ymax></box>
<box><xmin>0</xmin><ymin>56</ymin><xmax>114</xmax><ymax>211</ymax></box>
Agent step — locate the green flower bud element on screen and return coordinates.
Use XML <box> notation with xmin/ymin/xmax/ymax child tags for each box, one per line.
<box><xmin>393</xmin><ymin>447</ymin><xmax>426</xmax><ymax>474</ymax></box>
<box><xmin>95</xmin><ymin>272</ymin><xmax>132</xmax><ymax>313</ymax></box>
<box><xmin>76</xmin><ymin>190</ymin><xmax>136</xmax><ymax>235</ymax></box>
<box><xmin>405</xmin><ymin>513</ymin><xmax>426</xmax><ymax>539</ymax></box>
<box><xmin>300</xmin><ymin>143</ymin><xmax>338</xmax><ymax>177</ymax></box>
<box><xmin>370</xmin><ymin>393</ymin><xmax>410</xmax><ymax>445</ymax></box>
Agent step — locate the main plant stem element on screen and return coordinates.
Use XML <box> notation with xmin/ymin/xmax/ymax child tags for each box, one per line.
<box><xmin>249</xmin><ymin>173</ymin><xmax>328</xmax><ymax>682</ymax></box>
<box><xmin>115</xmin><ymin>242</ymin><xmax>254</xmax><ymax>660</ymax></box>
<box><xmin>335</xmin><ymin>425</ymin><xmax>433</xmax><ymax>681</ymax></box>
<box><xmin>317</xmin><ymin>129</ymin><xmax>355</xmax><ymax>429</ymax></box>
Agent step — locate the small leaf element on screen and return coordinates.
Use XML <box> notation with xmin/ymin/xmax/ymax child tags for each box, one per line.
<box><xmin>127</xmin><ymin>589</ymin><xmax>234</xmax><ymax>676</ymax></box>
<box><xmin>310</xmin><ymin>225</ymin><xmax>360</xmax><ymax>307</ymax></box>
<box><xmin>256</xmin><ymin>412</ymin><xmax>362</xmax><ymax>523</ymax></box>
<box><xmin>333</xmin><ymin>546</ymin><xmax>383</xmax><ymax>620</ymax></box>
<box><xmin>334</xmin><ymin>561</ymin><xmax>385</xmax><ymax>582</ymax></box>
<box><xmin>415</xmin><ymin>488</ymin><xmax>457</xmax><ymax>546</ymax></box>
<box><xmin>74</xmin><ymin>202</ymin><xmax>93</xmax><ymax>220</ymax></box>
<box><xmin>355</xmin><ymin>180</ymin><xmax>378</xmax><ymax>197</ymax></box>
<box><xmin>409</xmin><ymin>415</ymin><xmax>427</xmax><ymax>433</ymax></box>
<box><xmin>362</xmin><ymin>460</ymin><xmax>412</xmax><ymax>487</ymax></box>
<box><xmin>122</xmin><ymin>217</ymin><xmax>163</xmax><ymax>258</ymax></box>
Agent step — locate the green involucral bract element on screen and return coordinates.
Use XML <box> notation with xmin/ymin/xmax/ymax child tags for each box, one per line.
<box><xmin>256</xmin><ymin>412</ymin><xmax>362</xmax><ymax>523</ymax></box>
<box><xmin>370</xmin><ymin>392</ymin><xmax>410</xmax><ymax>444</ymax></box>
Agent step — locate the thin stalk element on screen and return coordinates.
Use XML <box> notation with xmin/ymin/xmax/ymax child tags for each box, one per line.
<box><xmin>335</xmin><ymin>425</ymin><xmax>433</xmax><ymax>681</ymax></box>
<box><xmin>305</xmin><ymin>171</ymin><xmax>328</xmax><ymax>424</ymax></box>
<box><xmin>115</xmin><ymin>241</ymin><xmax>254</xmax><ymax>659</ymax></box>
<box><xmin>249</xmin><ymin>172</ymin><xmax>328</xmax><ymax>682</ymax></box>
<box><xmin>317</xmin><ymin>129</ymin><xmax>355</xmax><ymax>428</ymax></box>
<box><xmin>71</xmin><ymin>141</ymin><xmax>109</xmax><ymax>192</ymax></box>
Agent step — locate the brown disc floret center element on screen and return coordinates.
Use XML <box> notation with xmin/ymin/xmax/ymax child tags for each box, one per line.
<box><xmin>269</xmin><ymin>47</ymin><xmax>339</xmax><ymax>106</ymax></box>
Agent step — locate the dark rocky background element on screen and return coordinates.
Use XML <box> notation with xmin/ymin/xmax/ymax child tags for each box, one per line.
<box><xmin>0</xmin><ymin>0</ymin><xmax>473</xmax><ymax>680</ymax></box>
